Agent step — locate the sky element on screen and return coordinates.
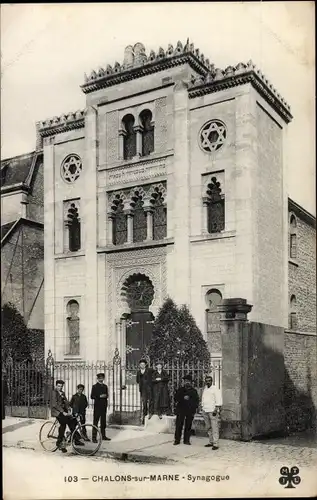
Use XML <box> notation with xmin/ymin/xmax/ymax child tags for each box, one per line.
<box><xmin>1</xmin><ymin>2</ymin><xmax>315</xmax><ymax>214</ymax></box>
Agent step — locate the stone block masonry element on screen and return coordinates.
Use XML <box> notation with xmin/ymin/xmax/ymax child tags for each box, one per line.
<box><xmin>284</xmin><ymin>331</ymin><xmax>317</xmax><ymax>432</ymax></box>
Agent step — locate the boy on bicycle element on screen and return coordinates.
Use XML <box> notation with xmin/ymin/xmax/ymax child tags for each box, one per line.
<box><xmin>70</xmin><ymin>384</ymin><xmax>89</xmax><ymax>441</ymax></box>
<box><xmin>51</xmin><ymin>379</ymin><xmax>84</xmax><ymax>453</ymax></box>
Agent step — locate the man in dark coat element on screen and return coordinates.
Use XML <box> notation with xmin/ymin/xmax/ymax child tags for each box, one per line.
<box><xmin>51</xmin><ymin>379</ymin><xmax>84</xmax><ymax>452</ymax></box>
<box><xmin>174</xmin><ymin>374</ymin><xmax>199</xmax><ymax>445</ymax></box>
<box><xmin>136</xmin><ymin>359</ymin><xmax>153</xmax><ymax>423</ymax></box>
<box><xmin>70</xmin><ymin>384</ymin><xmax>89</xmax><ymax>440</ymax></box>
<box><xmin>152</xmin><ymin>361</ymin><xmax>170</xmax><ymax>419</ymax></box>
<box><xmin>91</xmin><ymin>373</ymin><xmax>111</xmax><ymax>442</ymax></box>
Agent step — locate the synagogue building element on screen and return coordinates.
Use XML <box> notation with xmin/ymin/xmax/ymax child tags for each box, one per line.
<box><xmin>33</xmin><ymin>41</ymin><xmax>315</xmax><ymax>365</ymax></box>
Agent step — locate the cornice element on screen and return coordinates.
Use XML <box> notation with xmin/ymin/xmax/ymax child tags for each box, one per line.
<box><xmin>81</xmin><ymin>40</ymin><xmax>210</xmax><ymax>94</ymax></box>
<box><xmin>188</xmin><ymin>62</ymin><xmax>292</xmax><ymax>123</ymax></box>
<box><xmin>37</xmin><ymin>110</ymin><xmax>86</xmax><ymax>137</ymax></box>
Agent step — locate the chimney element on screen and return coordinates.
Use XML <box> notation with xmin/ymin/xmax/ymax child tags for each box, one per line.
<box><xmin>35</xmin><ymin>122</ymin><xmax>43</xmax><ymax>150</ymax></box>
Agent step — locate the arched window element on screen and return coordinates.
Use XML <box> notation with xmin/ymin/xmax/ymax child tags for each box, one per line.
<box><xmin>152</xmin><ymin>191</ymin><xmax>167</xmax><ymax>240</ymax></box>
<box><xmin>205</xmin><ymin>177</ymin><xmax>225</xmax><ymax>233</ymax></box>
<box><xmin>67</xmin><ymin>203</ymin><xmax>81</xmax><ymax>252</ymax></box>
<box><xmin>122</xmin><ymin>114</ymin><xmax>136</xmax><ymax>160</ymax></box>
<box><xmin>290</xmin><ymin>214</ymin><xmax>297</xmax><ymax>259</ymax></box>
<box><xmin>112</xmin><ymin>198</ymin><xmax>127</xmax><ymax>245</ymax></box>
<box><xmin>66</xmin><ymin>299</ymin><xmax>80</xmax><ymax>355</ymax></box>
<box><xmin>132</xmin><ymin>193</ymin><xmax>147</xmax><ymax>243</ymax></box>
<box><xmin>140</xmin><ymin>109</ymin><xmax>154</xmax><ymax>156</ymax></box>
<box><xmin>206</xmin><ymin>289</ymin><xmax>222</xmax><ymax>353</ymax></box>
<box><xmin>290</xmin><ymin>295</ymin><xmax>297</xmax><ymax>330</ymax></box>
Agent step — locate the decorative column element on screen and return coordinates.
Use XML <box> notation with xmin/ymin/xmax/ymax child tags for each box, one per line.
<box><xmin>202</xmin><ymin>197</ymin><xmax>209</xmax><ymax>234</ymax></box>
<box><xmin>134</xmin><ymin>125</ymin><xmax>143</xmax><ymax>157</ymax></box>
<box><xmin>107</xmin><ymin>213</ymin><xmax>114</xmax><ymax>245</ymax></box>
<box><xmin>218</xmin><ymin>298</ymin><xmax>252</xmax><ymax>441</ymax></box>
<box><xmin>145</xmin><ymin>207</ymin><xmax>154</xmax><ymax>240</ymax></box>
<box><xmin>118</xmin><ymin>129</ymin><xmax>126</xmax><ymax>160</ymax></box>
<box><xmin>126</xmin><ymin>210</ymin><xmax>133</xmax><ymax>243</ymax></box>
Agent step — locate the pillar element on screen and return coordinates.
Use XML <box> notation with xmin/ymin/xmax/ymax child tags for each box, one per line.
<box><xmin>202</xmin><ymin>198</ymin><xmax>209</xmax><ymax>234</ymax></box>
<box><xmin>145</xmin><ymin>208</ymin><xmax>153</xmax><ymax>240</ymax></box>
<box><xmin>126</xmin><ymin>211</ymin><xmax>133</xmax><ymax>243</ymax></box>
<box><xmin>218</xmin><ymin>298</ymin><xmax>252</xmax><ymax>441</ymax></box>
<box><xmin>107</xmin><ymin>213</ymin><xmax>114</xmax><ymax>245</ymax></box>
<box><xmin>134</xmin><ymin>126</ymin><xmax>143</xmax><ymax>156</ymax></box>
<box><xmin>118</xmin><ymin>130</ymin><xmax>125</xmax><ymax>160</ymax></box>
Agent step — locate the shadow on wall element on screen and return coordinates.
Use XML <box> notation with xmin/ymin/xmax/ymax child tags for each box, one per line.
<box><xmin>246</xmin><ymin>322</ymin><xmax>316</xmax><ymax>440</ymax></box>
<box><xmin>284</xmin><ymin>363</ymin><xmax>316</xmax><ymax>435</ymax></box>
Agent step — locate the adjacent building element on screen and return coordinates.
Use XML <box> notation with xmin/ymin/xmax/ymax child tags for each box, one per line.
<box><xmin>1</xmin><ymin>149</ymin><xmax>44</xmax><ymax>358</ymax></box>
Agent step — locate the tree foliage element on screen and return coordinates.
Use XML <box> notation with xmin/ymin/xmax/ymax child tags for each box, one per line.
<box><xmin>1</xmin><ymin>302</ymin><xmax>32</xmax><ymax>362</ymax></box>
<box><xmin>148</xmin><ymin>298</ymin><xmax>210</xmax><ymax>364</ymax></box>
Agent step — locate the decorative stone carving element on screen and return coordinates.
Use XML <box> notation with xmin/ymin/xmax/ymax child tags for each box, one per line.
<box><xmin>107</xmin><ymin>181</ymin><xmax>167</xmax><ymax>214</ymax></box>
<box><xmin>106</xmin><ymin>157</ymin><xmax>167</xmax><ymax>187</ymax></box>
<box><xmin>199</xmin><ymin>120</ymin><xmax>227</xmax><ymax>153</ymax></box>
<box><xmin>106</xmin><ymin>246</ymin><xmax>167</xmax><ymax>351</ymax></box>
<box><xmin>155</xmin><ymin>97</ymin><xmax>167</xmax><ymax>154</ymax></box>
<box><xmin>123</xmin><ymin>45</ymin><xmax>134</xmax><ymax>68</ymax></box>
<box><xmin>80</xmin><ymin>40</ymin><xmax>210</xmax><ymax>95</ymax></box>
<box><xmin>106</xmin><ymin>111</ymin><xmax>118</xmax><ymax>164</ymax></box>
<box><xmin>61</xmin><ymin>154</ymin><xmax>83</xmax><ymax>183</ymax></box>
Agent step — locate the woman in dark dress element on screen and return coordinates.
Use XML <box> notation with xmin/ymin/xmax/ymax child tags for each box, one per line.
<box><xmin>152</xmin><ymin>361</ymin><xmax>170</xmax><ymax>418</ymax></box>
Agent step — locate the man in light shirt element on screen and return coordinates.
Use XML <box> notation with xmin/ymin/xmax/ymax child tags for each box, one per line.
<box><xmin>201</xmin><ymin>374</ymin><xmax>222</xmax><ymax>450</ymax></box>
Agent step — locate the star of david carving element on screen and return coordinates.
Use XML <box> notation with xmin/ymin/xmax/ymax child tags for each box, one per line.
<box><xmin>200</xmin><ymin>121</ymin><xmax>227</xmax><ymax>153</ymax></box>
<box><xmin>62</xmin><ymin>155</ymin><xmax>82</xmax><ymax>183</ymax></box>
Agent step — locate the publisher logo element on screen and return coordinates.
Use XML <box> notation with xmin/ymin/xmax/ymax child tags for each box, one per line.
<box><xmin>279</xmin><ymin>466</ymin><xmax>301</xmax><ymax>488</ymax></box>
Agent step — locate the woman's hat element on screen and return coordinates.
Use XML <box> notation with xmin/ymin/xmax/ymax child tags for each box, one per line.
<box><xmin>97</xmin><ymin>373</ymin><xmax>105</xmax><ymax>378</ymax></box>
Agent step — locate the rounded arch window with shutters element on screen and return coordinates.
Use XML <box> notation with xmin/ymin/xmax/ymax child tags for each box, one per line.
<box><xmin>61</xmin><ymin>154</ymin><xmax>82</xmax><ymax>183</ymax></box>
<box><xmin>199</xmin><ymin>120</ymin><xmax>227</xmax><ymax>153</ymax></box>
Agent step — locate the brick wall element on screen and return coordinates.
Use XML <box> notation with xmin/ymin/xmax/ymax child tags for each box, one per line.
<box><xmin>1</xmin><ymin>222</ymin><xmax>44</xmax><ymax>330</ymax></box>
<box><xmin>284</xmin><ymin>331</ymin><xmax>317</xmax><ymax>431</ymax></box>
<box><xmin>288</xmin><ymin>216</ymin><xmax>316</xmax><ymax>332</ymax></box>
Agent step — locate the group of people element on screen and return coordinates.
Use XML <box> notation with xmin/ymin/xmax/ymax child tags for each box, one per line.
<box><xmin>137</xmin><ymin>359</ymin><xmax>221</xmax><ymax>449</ymax></box>
<box><xmin>50</xmin><ymin>361</ymin><xmax>221</xmax><ymax>453</ymax></box>
<box><xmin>51</xmin><ymin>372</ymin><xmax>110</xmax><ymax>453</ymax></box>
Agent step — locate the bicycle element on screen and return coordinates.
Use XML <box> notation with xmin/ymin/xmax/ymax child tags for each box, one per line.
<box><xmin>39</xmin><ymin>415</ymin><xmax>102</xmax><ymax>456</ymax></box>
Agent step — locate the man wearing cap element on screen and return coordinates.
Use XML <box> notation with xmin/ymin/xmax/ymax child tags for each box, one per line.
<box><xmin>201</xmin><ymin>374</ymin><xmax>222</xmax><ymax>450</ymax></box>
<box><xmin>91</xmin><ymin>373</ymin><xmax>111</xmax><ymax>442</ymax></box>
<box><xmin>174</xmin><ymin>374</ymin><xmax>199</xmax><ymax>445</ymax></box>
<box><xmin>136</xmin><ymin>359</ymin><xmax>153</xmax><ymax>424</ymax></box>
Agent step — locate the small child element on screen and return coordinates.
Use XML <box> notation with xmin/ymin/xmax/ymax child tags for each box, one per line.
<box><xmin>70</xmin><ymin>384</ymin><xmax>89</xmax><ymax>441</ymax></box>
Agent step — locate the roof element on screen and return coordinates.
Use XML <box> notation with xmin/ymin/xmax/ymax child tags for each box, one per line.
<box><xmin>1</xmin><ymin>150</ymin><xmax>43</xmax><ymax>193</ymax></box>
<box><xmin>288</xmin><ymin>198</ymin><xmax>316</xmax><ymax>228</ymax></box>
<box><xmin>1</xmin><ymin>218</ymin><xmax>43</xmax><ymax>247</ymax></box>
<box><xmin>1</xmin><ymin>221</ymin><xmax>17</xmax><ymax>241</ymax></box>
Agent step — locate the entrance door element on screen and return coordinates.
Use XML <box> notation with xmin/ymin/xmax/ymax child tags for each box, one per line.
<box><xmin>126</xmin><ymin>310</ymin><xmax>154</xmax><ymax>366</ymax></box>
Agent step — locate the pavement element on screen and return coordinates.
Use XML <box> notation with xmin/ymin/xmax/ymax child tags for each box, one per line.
<box><xmin>2</xmin><ymin>415</ymin><xmax>317</xmax><ymax>469</ymax></box>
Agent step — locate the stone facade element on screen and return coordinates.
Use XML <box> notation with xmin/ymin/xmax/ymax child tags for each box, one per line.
<box><xmin>38</xmin><ymin>40</ymin><xmax>315</xmax><ymax>364</ymax></box>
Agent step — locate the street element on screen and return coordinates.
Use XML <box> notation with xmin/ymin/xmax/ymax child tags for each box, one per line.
<box><xmin>3</xmin><ymin>444</ymin><xmax>317</xmax><ymax>499</ymax></box>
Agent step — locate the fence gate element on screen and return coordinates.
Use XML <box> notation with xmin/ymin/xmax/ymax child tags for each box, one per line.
<box><xmin>4</xmin><ymin>350</ymin><xmax>222</xmax><ymax>424</ymax></box>
<box><xmin>4</xmin><ymin>354</ymin><xmax>53</xmax><ymax>419</ymax></box>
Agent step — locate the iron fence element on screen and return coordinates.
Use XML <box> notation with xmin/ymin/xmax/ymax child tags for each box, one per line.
<box><xmin>4</xmin><ymin>349</ymin><xmax>222</xmax><ymax>424</ymax></box>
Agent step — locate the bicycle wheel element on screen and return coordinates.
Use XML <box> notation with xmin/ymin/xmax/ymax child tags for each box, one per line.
<box><xmin>71</xmin><ymin>424</ymin><xmax>102</xmax><ymax>456</ymax></box>
<box><xmin>39</xmin><ymin>421</ymin><xmax>58</xmax><ymax>452</ymax></box>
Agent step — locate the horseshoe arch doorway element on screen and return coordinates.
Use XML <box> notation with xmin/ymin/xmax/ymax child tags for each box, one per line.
<box><xmin>121</xmin><ymin>273</ymin><xmax>155</xmax><ymax>367</ymax></box>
